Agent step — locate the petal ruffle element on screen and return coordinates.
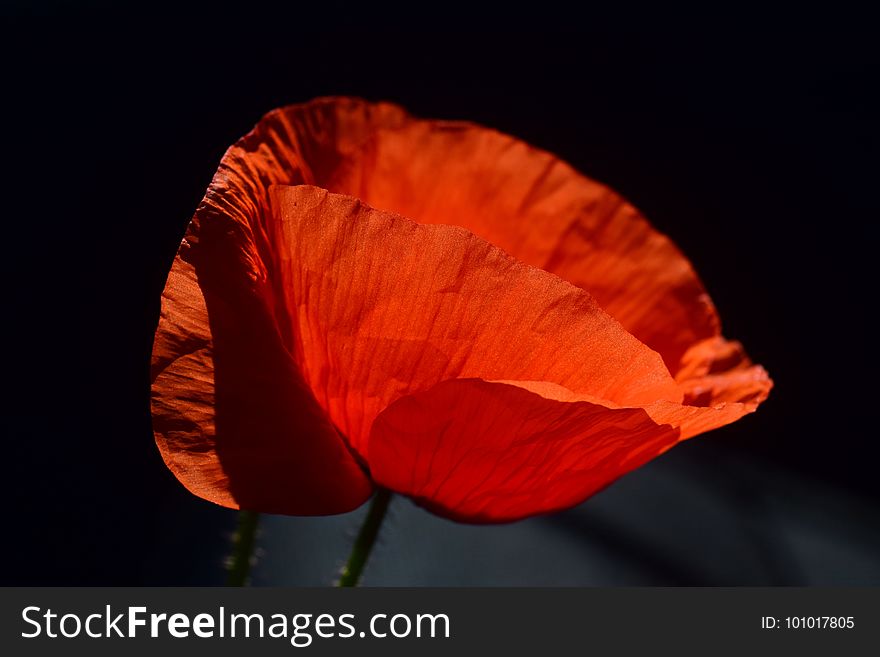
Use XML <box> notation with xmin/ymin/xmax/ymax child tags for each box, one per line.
<box><xmin>270</xmin><ymin>185</ymin><xmax>681</xmax><ymax>457</ymax></box>
<box><xmin>500</xmin><ymin>377</ymin><xmax>768</xmax><ymax>441</ymax></box>
<box><xmin>675</xmin><ymin>336</ymin><xmax>773</xmax><ymax>409</ymax></box>
<box><xmin>368</xmin><ymin>379</ymin><xmax>680</xmax><ymax>522</ymax></box>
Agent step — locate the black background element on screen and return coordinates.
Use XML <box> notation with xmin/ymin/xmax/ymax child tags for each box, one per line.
<box><xmin>5</xmin><ymin>3</ymin><xmax>877</xmax><ymax>584</ymax></box>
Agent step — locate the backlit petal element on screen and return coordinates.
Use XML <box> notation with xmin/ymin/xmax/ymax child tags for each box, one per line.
<box><xmin>152</xmin><ymin>98</ymin><xmax>410</xmax><ymax>514</ymax></box>
<box><xmin>327</xmin><ymin>119</ymin><xmax>720</xmax><ymax>373</ymax></box>
<box><xmin>271</xmin><ymin>185</ymin><xmax>681</xmax><ymax>458</ymax></box>
<box><xmin>152</xmin><ymin>247</ymin><xmax>373</xmax><ymax>514</ymax></box>
<box><xmin>151</xmin><ymin>97</ymin><xmax>772</xmax><ymax>521</ymax></box>
<box><xmin>675</xmin><ymin>336</ymin><xmax>773</xmax><ymax>410</ymax></box>
<box><xmin>368</xmin><ymin>379</ymin><xmax>679</xmax><ymax>522</ymax></box>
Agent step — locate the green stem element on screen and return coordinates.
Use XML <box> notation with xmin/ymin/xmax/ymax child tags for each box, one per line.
<box><xmin>226</xmin><ymin>510</ymin><xmax>260</xmax><ymax>586</ymax></box>
<box><xmin>337</xmin><ymin>489</ymin><xmax>392</xmax><ymax>587</ymax></box>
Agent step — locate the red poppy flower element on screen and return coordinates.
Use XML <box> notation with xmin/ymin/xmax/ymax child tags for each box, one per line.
<box><xmin>151</xmin><ymin>97</ymin><xmax>772</xmax><ymax>523</ymax></box>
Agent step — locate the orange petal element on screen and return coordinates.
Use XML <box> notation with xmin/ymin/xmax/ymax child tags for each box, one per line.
<box><xmin>675</xmin><ymin>336</ymin><xmax>773</xmax><ymax>411</ymax></box>
<box><xmin>326</xmin><ymin>118</ymin><xmax>720</xmax><ymax>373</ymax></box>
<box><xmin>151</xmin><ymin>98</ymin><xmax>410</xmax><ymax>514</ymax></box>
<box><xmin>368</xmin><ymin>379</ymin><xmax>679</xmax><ymax>522</ymax></box>
<box><xmin>200</xmin><ymin>97</ymin><xmax>408</xmax><ymax>230</ymax></box>
<box><xmin>502</xmin><ymin>377</ymin><xmax>770</xmax><ymax>442</ymax></box>
<box><xmin>270</xmin><ymin>185</ymin><xmax>681</xmax><ymax>458</ymax></box>
<box><xmin>153</xmin><ymin>97</ymin><xmax>772</xmax><ymax>520</ymax></box>
<box><xmin>642</xmin><ymin>399</ymin><xmax>763</xmax><ymax>441</ymax></box>
<box><xmin>193</xmin><ymin>97</ymin><xmax>727</xmax><ymax>376</ymax></box>
<box><xmin>151</xmin><ymin>231</ymin><xmax>372</xmax><ymax>516</ymax></box>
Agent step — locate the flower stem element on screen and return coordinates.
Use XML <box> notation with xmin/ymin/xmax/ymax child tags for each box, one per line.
<box><xmin>337</xmin><ymin>489</ymin><xmax>392</xmax><ymax>587</ymax></box>
<box><xmin>226</xmin><ymin>510</ymin><xmax>259</xmax><ymax>586</ymax></box>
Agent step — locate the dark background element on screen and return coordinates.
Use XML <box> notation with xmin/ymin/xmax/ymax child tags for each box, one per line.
<box><xmin>5</xmin><ymin>4</ymin><xmax>877</xmax><ymax>584</ymax></box>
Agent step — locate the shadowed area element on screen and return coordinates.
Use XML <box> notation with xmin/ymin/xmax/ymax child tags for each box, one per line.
<box><xmin>252</xmin><ymin>442</ymin><xmax>880</xmax><ymax>586</ymax></box>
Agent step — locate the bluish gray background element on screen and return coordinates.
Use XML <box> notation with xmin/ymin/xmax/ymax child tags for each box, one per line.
<box><xmin>243</xmin><ymin>444</ymin><xmax>880</xmax><ymax>586</ymax></box>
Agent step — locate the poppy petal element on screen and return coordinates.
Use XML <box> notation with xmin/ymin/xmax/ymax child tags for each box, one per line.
<box><xmin>675</xmin><ymin>336</ymin><xmax>773</xmax><ymax>408</ymax></box>
<box><xmin>498</xmin><ymin>377</ymin><xmax>769</xmax><ymax>441</ymax></box>
<box><xmin>151</xmin><ymin>98</ymin><xmax>415</xmax><ymax>515</ymax></box>
<box><xmin>190</xmin><ymin>97</ymin><xmax>727</xmax><ymax>376</ymax></box>
<box><xmin>195</xmin><ymin>97</ymin><xmax>408</xmax><ymax>271</ymax></box>
<box><xmin>151</xmin><ymin>234</ymin><xmax>373</xmax><ymax>516</ymax></box>
<box><xmin>368</xmin><ymin>378</ymin><xmax>679</xmax><ymax>522</ymax></box>
<box><xmin>270</xmin><ymin>185</ymin><xmax>681</xmax><ymax>458</ymax></box>
<box><xmin>642</xmin><ymin>397</ymin><xmax>765</xmax><ymax>441</ymax></box>
<box><xmin>327</xmin><ymin>119</ymin><xmax>720</xmax><ymax>373</ymax></box>
<box><xmin>152</xmin><ymin>97</ymin><xmax>772</xmax><ymax>521</ymax></box>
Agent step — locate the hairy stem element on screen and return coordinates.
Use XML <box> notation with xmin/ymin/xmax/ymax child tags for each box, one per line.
<box><xmin>337</xmin><ymin>489</ymin><xmax>392</xmax><ymax>587</ymax></box>
<box><xmin>226</xmin><ymin>510</ymin><xmax>259</xmax><ymax>586</ymax></box>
